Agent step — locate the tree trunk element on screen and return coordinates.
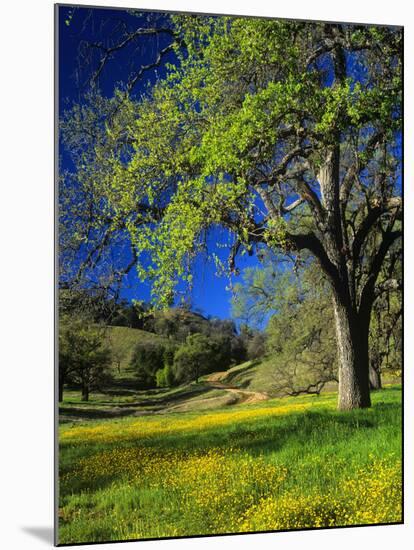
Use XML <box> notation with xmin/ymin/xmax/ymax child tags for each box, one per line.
<box><xmin>82</xmin><ymin>385</ymin><xmax>89</xmax><ymax>401</ymax></box>
<box><xmin>333</xmin><ymin>297</ymin><xmax>371</xmax><ymax>410</ymax></box>
<box><xmin>58</xmin><ymin>379</ymin><xmax>64</xmax><ymax>403</ymax></box>
<box><xmin>369</xmin><ymin>364</ymin><xmax>382</xmax><ymax>390</ymax></box>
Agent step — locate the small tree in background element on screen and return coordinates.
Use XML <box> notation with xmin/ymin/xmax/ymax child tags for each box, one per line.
<box><xmin>155</xmin><ymin>364</ymin><xmax>175</xmax><ymax>388</ymax></box>
<box><xmin>155</xmin><ymin>344</ymin><xmax>178</xmax><ymax>388</ymax></box>
<box><xmin>59</xmin><ymin>316</ymin><xmax>112</xmax><ymax>401</ymax></box>
<box><xmin>233</xmin><ymin>257</ymin><xmax>337</xmax><ymax>395</ymax></box>
<box><xmin>173</xmin><ymin>333</ymin><xmax>214</xmax><ymax>384</ymax></box>
<box><xmin>246</xmin><ymin>332</ymin><xmax>267</xmax><ymax>360</ymax></box>
<box><xmin>369</xmin><ymin>288</ymin><xmax>402</xmax><ymax>390</ymax></box>
<box><xmin>58</xmin><ymin>315</ymin><xmax>77</xmax><ymax>402</ymax></box>
<box><xmin>266</xmin><ymin>289</ymin><xmax>337</xmax><ymax>396</ymax></box>
<box><xmin>130</xmin><ymin>341</ymin><xmax>165</xmax><ymax>389</ymax></box>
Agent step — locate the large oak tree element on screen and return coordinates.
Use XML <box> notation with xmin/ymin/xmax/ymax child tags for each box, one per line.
<box><xmin>60</xmin><ymin>15</ymin><xmax>402</xmax><ymax>410</ymax></box>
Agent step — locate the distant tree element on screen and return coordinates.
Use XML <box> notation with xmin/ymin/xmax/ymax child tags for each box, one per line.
<box><xmin>232</xmin><ymin>253</ymin><xmax>297</xmax><ymax>328</ymax></box>
<box><xmin>266</xmin><ymin>284</ymin><xmax>337</xmax><ymax>396</ymax></box>
<box><xmin>247</xmin><ymin>332</ymin><xmax>267</xmax><ymax>360</ymax></box>
<box><xmin>230</xmin><ymin>334</ymin><xmax>248</xmax><ymax>365</ymax></box>
<box><xmin>173</xmin><ymin>333</ymin><xmax>215</xmax><ymax>384</ymax></box>
<box><xmin>155</xmin><ymin>343</ymin><xmax>178</xmax><ymax>388</ymax></box>
<box><xmin>207</xmin><ymin>318</ymin><xmax>249</xmax><ymax>366</ymax></box>
<box><xmin>130</xmin><ymin>341</ymin><xmax>165</xmax><ymax>388</ymax></box>
<box><xmin>155</xmin><ymin>364</ymin><xmax>175</xmax><ymax>388</ymax></box>
<box><xmin>234</xmin><ymin>257</ymin><xmax>337</xmax><ymax>395</ymax></box>
<box><xmin>146</xmin><ymin>307</ymin><xmax>208</xmax><ymax>341</ymax></box>
<box><xmin>59</xmin><ymin>289</ymin><xmax>149</xmax><ymax>328</ymax></box>
<box><xmin>59</xmin><ymin>316</ymin><xmax>112</xmax><ymax>401</ymax></box>
<box><xmin>163</xmin><ymin>343</ymin><xmax>178</xmax><ymax>368</ymax></box>
<box><xmin>110</xmin><ymin>300</ymin><xmax>147</xmax><ymax>329</ymax></box>
<box><xmin>58</xmin><ymin>315</ymin><xmax>77</xmax><ymax>402</ymax></box>
<box><xmin>59</xmin><ymin>288</ymin><xmax>115</xmax><ymax>323</ymax></box>
<box><xmin>107</xmin><ymin>336</ymin><xmax>127</xmax><ymax>374</ymax></box>
<box><xmin>152</xmin><ymin>314</ymin><xmax>180</xmax><ymax>339</ymax></box>
<box><xmin>369</xmin><ymin>284</ymin><xmax>402</xmax><ymax>389</ymax></box>
<box><xmin>145</xmin><ymin>308</ymin><xmax>245</xmax><ymax>367</ymax></box>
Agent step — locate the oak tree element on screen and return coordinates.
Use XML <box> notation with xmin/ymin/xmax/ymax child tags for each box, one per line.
<box><xmin>61</xmin><ymin>15</ymin><xmax>402</xmax><ymax>409</ymax></box>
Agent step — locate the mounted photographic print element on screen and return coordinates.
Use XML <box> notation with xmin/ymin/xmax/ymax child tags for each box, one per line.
<box><xmin>56</xmin><ymin>3</ymin><xmax>403</xmax><ymax>545</ymax></box>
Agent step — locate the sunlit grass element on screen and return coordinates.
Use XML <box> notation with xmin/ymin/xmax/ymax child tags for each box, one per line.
<box><xmin>58</xmin><ymin>386</ymin><xmax>402</xmax><ymax>544</ymax></box>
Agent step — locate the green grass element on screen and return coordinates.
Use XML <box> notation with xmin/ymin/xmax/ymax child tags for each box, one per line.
<box><xmin>58</xmin><ymin>385</ymin><xmax>402</xmax><ymax>544</ymax></box>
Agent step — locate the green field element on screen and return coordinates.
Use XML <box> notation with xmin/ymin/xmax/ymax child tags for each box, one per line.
<box><xmin>58</xmin><ymin>385</ymin><xmax>402</xmax><ymax>545</ymax></box>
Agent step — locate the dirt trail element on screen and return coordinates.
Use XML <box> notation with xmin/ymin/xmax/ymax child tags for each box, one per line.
<box><xmin>60</xmin><ymin>370</ymin><xmax>270</xmax><ymax>422</ymax></box>
<box><xmin>204</xmin><ymin>373</ymin><xmax>269</xmax><ymax>405</ymax></box>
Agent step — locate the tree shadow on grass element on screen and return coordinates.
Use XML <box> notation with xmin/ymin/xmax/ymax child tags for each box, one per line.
<box><xmin>59</xmin><ymin>406</ymin><xmax>150</xmax><ymax>420</ymax></box>
<box><xmin>148</xmin><ymin>409</ymin><xmax>379</xmax><ymax>457</ymax></box>
<box><xmin>59</xmin><ymin>384</ymin><xmax>217</xmax><ymax>421</ymax></box>
<box><xmin>224</xmin><ymin>361</ymin><xmax>259</xmax><ymax>385</ymax></box>
<box><xmin>59</xmin><ymin>402</ymin><xmax>400</xmax><ymax>499</ymax></box>
<box><xmin>229</xmin><ymin>409</ymin><xmax>390</xmax><ymax>456</ymax></box>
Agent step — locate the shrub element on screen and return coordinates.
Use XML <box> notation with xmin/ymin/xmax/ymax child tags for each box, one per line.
<box><xmin>155</xmin><ymin>364</ymin><xmax>175</xmax><ymax>388</ymax></box>
<box><xmin>130</xmin><ymin>341</ymin><xmax>165</xmax><ymax>389</ymax></box>
<box><xmin>173</xmin><ymin>333</ymin><xmax>212</xmax><ymax>384</ymax></box>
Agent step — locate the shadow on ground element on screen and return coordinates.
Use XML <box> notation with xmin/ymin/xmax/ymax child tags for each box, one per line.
<box><xmin>59</xmin><ymin>384</ymin><xmax>216</xmax><ymax>421</ymax></box>
<box><xmin>21</xmin><ymin>526</ymin><xmax>54</xmax><ymax>544</ymax></box>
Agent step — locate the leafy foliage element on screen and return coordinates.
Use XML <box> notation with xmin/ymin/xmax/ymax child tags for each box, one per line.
<box><xmin>173</xmin><ymin>333</ymin><xmax>219</xmax><ymax>383</ymax></box>
<box><xmin>59</xmin><ymin>315</ymin><xmax>112</xmax><ymax>401</ymax></box>
<box><xmin>130</xmin><ymin>341</ymin><xmax>165</xmax><ymax>389</ymax></box>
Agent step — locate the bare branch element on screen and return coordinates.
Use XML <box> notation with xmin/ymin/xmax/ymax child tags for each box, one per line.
<box><xmin>89</xmin><ymin>27</ymin><xmax>176</xmax><ymax>86</ymax></box>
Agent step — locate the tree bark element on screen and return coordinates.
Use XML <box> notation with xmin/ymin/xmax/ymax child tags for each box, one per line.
<box><xmin>369</xmin><ymin>364</ymin><xmax>382</xmax><ymax>390</ymax></box>
<box><xmin>82</xmin><ymin>385</ymin><xmax>89</xmax><ymax>402</ymax></box>
<box><xmin>333</xmin><ymin>296</ymin><xmax>371</xmax><ymax>410</ymax></box>
<box><xmin>58</xmin><ymin>379</ymin><xmax>64</xmax><ymax>403</ymax></box>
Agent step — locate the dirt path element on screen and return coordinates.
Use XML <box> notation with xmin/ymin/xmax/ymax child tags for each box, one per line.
<box><xmin>204</xmin><ymin>373</ymin><xmax>269</xmax><ymax>405</ymax></box>
<box><xmin>60</xmin><ymin>371</ymin><xmax>270</xmax><ymax>422</ymax></box>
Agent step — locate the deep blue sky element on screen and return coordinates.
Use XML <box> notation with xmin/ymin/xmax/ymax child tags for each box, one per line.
<box><xmin>58</xmin><ymin>5</ymin><xmax>261</xmax><ymax>320</ymax></box>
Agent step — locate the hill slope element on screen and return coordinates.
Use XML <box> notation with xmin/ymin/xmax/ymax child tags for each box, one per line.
<box><xmin>105</xmin><ymin>325</ymin><xmax>168</xmax><ymax>381</ymax></box>
<box><xmin>207</xmin><ymin>355</ymin><xmax>401</xmax><ymax>397</ymax></box>
<box><xmin>203</xmin><ymin>357</ymin><xmax>284</xmax><ymax>394</ymax></box>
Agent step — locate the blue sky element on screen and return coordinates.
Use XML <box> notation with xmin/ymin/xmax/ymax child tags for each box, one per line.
<box><xmin>58</xmin><ymin>5</ymin><xmax>261</xmax><ymax>320</ymax></box>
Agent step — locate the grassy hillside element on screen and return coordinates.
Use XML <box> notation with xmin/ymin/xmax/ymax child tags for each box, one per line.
<box><xmin>58</xmin><ymin>385</ymin><xmax>402</xmax><ymax>544</ymax></box>
<box><xmin>202</xmin><ymin>359</ymin><xmax>275</xmax><ymax>392</ymax></box>
<box><xmin>105</xmin><ymin>325</ymin><xmax>168</xmax><ymax>382</ymax></box>
<box><xmin>210</xmin><ymin>356</ymin><xmax>401</xmax><ymax>396</ymax></box>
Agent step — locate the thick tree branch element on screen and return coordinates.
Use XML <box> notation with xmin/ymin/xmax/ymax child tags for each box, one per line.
<box><xmin>286</xmin><ymin>232</ymin><xmax>340</xmax><ymax>287</ymax></box>
<box><xmin>281</xmin><ymin>197</ymin><xmax>305</xmax><ymax>213</ymax></box>
<box><xmin>352</xmin><ymin>196</ymin><xmax>402</xmax><ymax>262</ymax></box>
<box><xmin>359</xmin><ymin>229</ymin><xmax>402</xmax><ymax>317</ymax></box>
<box><xmin>340</xmin><ymin>129</ymin><xmax>387</xmax><ymax>206</ymax></box>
